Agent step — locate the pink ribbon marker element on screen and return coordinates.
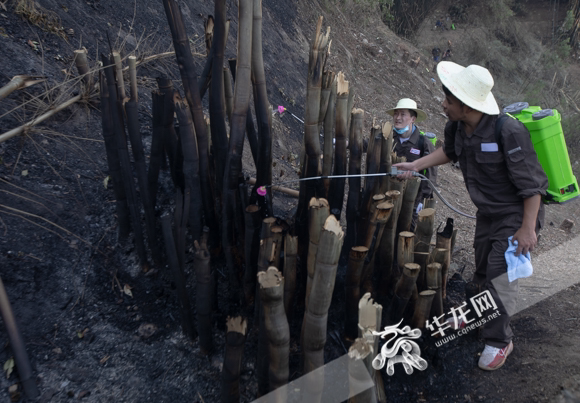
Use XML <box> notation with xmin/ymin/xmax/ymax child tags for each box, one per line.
<box><xmin>278</xmin><ymin>105</ymin><xmax>285</xmax><ymax>114</ymax></box>
<box><xmin>257</xmin><ymin>186</ymin><xmax>267</xmax><ymax>196</ymax></box>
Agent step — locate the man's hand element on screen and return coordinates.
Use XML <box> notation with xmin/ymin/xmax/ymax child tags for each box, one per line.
<box><xmin>512</xmin><ymin>226</ymin><xmax>537</xmax><ymax>256</ymax></box>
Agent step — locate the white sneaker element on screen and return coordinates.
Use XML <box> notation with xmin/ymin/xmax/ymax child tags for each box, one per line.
<box><xmin>478</xmin><ymin>341</ymin><xmax>513</xmax><ymax>371</ymax></box>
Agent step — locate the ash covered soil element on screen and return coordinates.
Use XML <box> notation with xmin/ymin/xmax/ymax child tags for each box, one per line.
<box><xmin>1</xmin><ymin>0</ymin><xmax>580</xmax><ymax>402</ymax></box>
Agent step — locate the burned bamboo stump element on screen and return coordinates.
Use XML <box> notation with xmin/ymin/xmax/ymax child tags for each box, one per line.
<box><xmin>328</xmin><ymin>71</ymin><xmax>349</xmax><ymax>219</ymax></box>
<box><xmin>194</xmin><ymin>233</ymin><xmax>213</xmax><ymax>354</ymax></box>
<box><xmin>436</xmin><ymin>218</ymin><xmax>453</xmax><ymax>299</ymax></box>
<box><xmin>411</xmin><ymin>290</ymin><xmax>436</xmax><ymax>329</ymax></box>
<box><xmin>0</xmin><ymin>276</ymin><xmax>39</xmax><ymax>399</ymax></box>
<box><xmin>397</xmin><ymin>177</ymin><xmax>421</xmax><ymax>233</ymax></box>
<box><xmin>283</xmin><ymin>234</ymin><xmax>298</xmax><ymax>321</ymax></box>
<box><xmin>391</xmin><ymin>263</ymin><xmax>420</xmax><ymax>323</ymax></box>
<box><xmin>161</xmin><ymin>213</ymin><xmax>196</xmax><ymax>339</ymax></box>
<box><xmin>258</xmin><ymin>267</ymin><xmax>290</xmax><ymax>394</ymax></box>
<box><xmin>221</xmin><ymin>317</ymin><xmax>247</xmax><ymax>403</ymax></box>
<box><xmin>306</xmin><ymin>198</ymin><xmax>330</xmax><ymax>306</ymax></box>
<box><xmin>426</xmin><ymin>262</ymin><xmax>443</xmax><ymax>318</ymax></box>
<box><xmin>344</xmin><ymin>246</ymin><xmax>369</xmax><ymax>341</ymax></box>
<box><xmin>303</xmin><ymin>215</ymin><xmax>344</xmax><ymax>374</ymax></box>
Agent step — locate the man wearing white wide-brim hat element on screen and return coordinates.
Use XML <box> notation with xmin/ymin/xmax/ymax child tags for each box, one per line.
<box><xmin>386</xmin><ymin>98</ymin><xmax>437</xmax><ymax>229</ymax></box>
<box><xmin>394</xmin><ymin>62</ymin><xmax>548</xmax><ymax>371</ymax></box>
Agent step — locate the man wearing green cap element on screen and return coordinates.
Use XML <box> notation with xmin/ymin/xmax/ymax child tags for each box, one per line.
<box><xmin>387</xmin><ymin>98</ymin><xmax>437</xmax><ymax>229</ymax></box>
<box><xmin>394</xmin><ymin>62</ymin><xmax>548</xmax><ymax>371</ymax></box>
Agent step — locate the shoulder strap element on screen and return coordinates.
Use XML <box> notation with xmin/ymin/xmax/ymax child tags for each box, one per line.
<box><xmin>418</xmin><ymin>131</ymin><xmax>425</xmax><ymax>157</ymax></box>
<box><xmin>494</xmin><ymin>114</ymin><xmax>511</xmax><ymax>151</ymax></box>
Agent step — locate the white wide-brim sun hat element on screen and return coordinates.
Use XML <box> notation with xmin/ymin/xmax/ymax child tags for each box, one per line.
<box><xmin>386</xmin><ymin>98</ymin><xmax>427</xmax><ymax>123</ymax></box>
<box><xmin>437</xmin><ymin>61</ymin><xmax>500</xmax><ymax>115</ymax></box>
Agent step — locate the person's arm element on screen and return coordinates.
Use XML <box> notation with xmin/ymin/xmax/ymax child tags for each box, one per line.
<box><xmin>512</xmin><ymin>194</ymin><xmax>541</xmax><ymax>256</ymax></box>
<box><xmin>394</xmin><ymin>147</ymin><xmax>451</xmax><ymax>179</ymax></box>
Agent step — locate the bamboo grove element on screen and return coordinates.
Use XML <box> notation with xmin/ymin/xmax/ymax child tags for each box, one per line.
<box><xmin>92</xmin><ymin>0</ymin><xmax>459</xmax><ymax>401</ymax></box>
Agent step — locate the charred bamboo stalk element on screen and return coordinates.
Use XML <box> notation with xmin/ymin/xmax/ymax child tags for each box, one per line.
<box><xmin>102</xmin><ymin>53</ymin><xmax>148</xmax><ymax>268</ymax></box>
<box><xmin>378</xmin><ymin>122</ymin><xmax>393</xmax><ymax>193</ymax></box>
<box><xmin>347</xmin><ymin>338</ymin><xmax>374</xmax><ymax>403</ymax></box>
<box><xmin>73</xmin><ymin>49</ymin><xmax>91</xmax><ymax>91</ymax></box>
<box><xmin>343</xmin><ymin>108</ymin><xmax>364</xmax><ymax>258</ymax></box>
<box><xmin>99</xmin><ymin>71</ymin><xmax>130</xmax><ymax>240</ymax></box>
<box><xmin>436</xmin><ymin>218</ymin><xmax>453</xmax><ymax>299</ymax></box>
<box><xmin>163</xmin><ymin>0</ymin><xmax>216</xmax><ymax>243</ymax></box>
<box><xmin>411</xmin><ymin>290</ymin><xmax>436</xmax><ymax>329</ymax></box>
<box><xmin>252</xmin><ymin>0</ymin><xmax>273</xmax><ymax>215</ymax></box>
<box><xmin>283</xmin><ymin>234</ymin><xmax>298</xmax><ymax>321</ymax></box>
<box><xmin>229</xmin><ymin>59</ymin><xmax>259</xmax><ymax>168</ymax></box>
<box><xmin>397</xmin><ymin>177</ymin><xmax>421</xmax><ymax>233</ymax></box>
<box><xmin>426</xmin><ymin>262</ymin><xmax>443</xmax><ymax>318</ymax></box>
<box><xmin>243</xmin><ymin>205</ymin><xmax>262</xmax><ymax>306</ymax></box>
<box><xmin>376</xmin><ymin>190</ymin><xmax>401</xmax><ymax>300</ymax></box>
<box><xmin>221</xmin><ymin>317</ymin><xmax>247</xmax><ymax>403</ymax></box>
<box><xmin>174</xmin><ymin>93</ymin><xmax>204</xmax><ymax>241</ymax></box>
<box><xmin>0</xmin><ymin>276</ymin><xmax>39</xmax><ymax>399</ymax></box>
<box><xmin>358</xmin><ymin>125</ymin><xmax>383</xmax><ymax>241</ymax></box>
<box><xmin>357</xmin><ymin>293</ymin><xmax>386</xmax><ymax>403</ymax></box>
<box><xmin>296</xmin><ymin>17</ymin><xmax>331</xmax><ymax>252</ymax></box>
<box><xmin>322</xmin><ymin>75</ymin><xmax>337</xmax><ymax>198</ymax></box>
<box><xmin>258</xmin><ymin>267</ymin><xmax>290</xmax><ymax>394</ymax></box>
<box><xmin>391</xmin><ymin>263</ymin><xmax>420</xmax><ymax>323</ymax></box>
<box><xmin>328</xmin><ymin>72</ymin><xmax>349</xmax><ymax>219</ymax></box>
<box><xmin>397</xmin><ymin>231</ymin><xmax>415</xmax><ymax>268</ymax></box>
<box><xmin>222</xmin><ymin>0</ymin><xmax>254</xmax><ymax>305</ymax></box>
<box><xmin>112</xmin><ymin>51</ymin><xmax>126</xmax><ymax>101</ymax></box>
<box><xmin>128</xmin><ymin>55</ymin><xmax>138</xmax><ymax>102</ymax></box>
<box><xmin>161</xmin><ymin>213</ymin><xmax>196</xmax><ymax>339</ymax></box>
<box><xmin>306</xmin><ymin>197</ymin><xmax>330</xmax><ymax>307</ymax></box>
<box><xmin>224</xmin><ymin>67</ymin><xmax>234</xmax><ymax>122</ymax></box>
<box><xmin>194</xmin><ymin>232</ymin><xmax>213</xmax><ymax>354</ymax></box>
<box><xmin>303</xmin><ymin>215</ymin><xmax>344</xmax><ymax>374</ymax></box>
<box><xmin>344</xmin><ymin>246</ymin><xmax>369</xmax><ymax>341</ymax></box>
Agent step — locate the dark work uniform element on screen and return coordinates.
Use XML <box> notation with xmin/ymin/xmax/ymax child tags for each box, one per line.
<box><xmin>393</xmin><ymin>125</ymin><xmax>438</xmax><ymax>222</ymax></box>
<box><xmin>443</xmin><ymin>114</ymin><xmax>549</xmax><ymax>348</ymax></box>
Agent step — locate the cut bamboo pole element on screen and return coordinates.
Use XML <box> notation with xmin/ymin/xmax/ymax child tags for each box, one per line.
<box><xmin>344</xmin><ymin>246</ymin><xmax>369</xmax><ymax>340</ymax></box>
<box><xmin>258</xmin><ymin>267</ymin><xmax>290</xmax><ymax>394</ymax></box>
<box><xmin>283</xmin><ymin>234</ymin><xmax>298</xmax><ymax>321</ymax></box>
<box><xmin>174</xmin><ymin>92</ymin><xmax>204</xmax><ymax>241</ymax></box>
<box><xmin>163</xmin><ymin>0</ymin><xmax>216</xmax><ymax>244</ymax></box>
<box><xmin>347</xmin><ymin>338</ymin><xmax>374</xmax><ymax>403</ymax></box>
<box><xmin>436</xmin><ymin>218</ymin><xmax>453</xmax><ymax>299</ymax></box>
<box><xmin>99</xmin><ymin>72</ymin><xmax>130</xmax><ymax>240</ymax></box>
<box><xmin>357</xmin><ymin>293</ymin><xmax>385</xmax><ymax>403</ymax></box>
<box><xmin>411</xmin><ymin>290</ymin><xmax>436</xmax><ymax>329</ymax></box>
<box><xmin>0</xmin><ymin>276</ymin><xmax>39</xmax><ymax>399</ymax></box>
<box><xmin>322</xmin><ymin>75</ymin><xmax>337</xmax><ymax>198</ymax></box>
<box><xmin>161</xmin><ymin>213</ymin><xmax>196</xmax><ymax>339</ymax></box>
<box><xmin>328</xmin><ymin>71</ymin><xmax>349</xmax><ymax>219</ymax></box>
<box><xmin>378</xmin><ymin>122</ymin><xmax>393</xmax><ymax>193</ymax></box>
<box><xmin>397</xmin><ymin>177</ymin><xmax>421</xmax><ymax>233</ymax></box>
<box><xmin>391</xmin><ymin>263</ymin><xmax>420</xmax><ymax>323</ymax></box>
<box><xmin>303</xmin><ymin>215</ymin><xmax>344</xmax><ymax>375</ymax></box>
<box><xmin>221</xmin><ymin>317</ymin><xmax>247</xmax><ymax>403</ymax></box>
<box><xmin>243</xmin><ymin>205</ymin><xmax>262</xmax><ymax>306</ymax></box>
<box><xmin>222</xmin><ymin>0</ymin><xmax>254</xmax><ymax>305</ymax></box>
<box><xmin>194</xmin><ymin>232</ymin><xmax>213</xmax><ymax>354</ymax></box>
<box><xmin>102</xmin><ymin>53</ymin><xmax>148</xmax><ymax>268</ymax></box>
<box><xmin>306</xmin><ymin>197</ymin><xmax>330</xmax><ymax>306</ymax></box>
<box><xmin>112</xmin><ymin>51</ymin><xmax>126</xmax><ymax>101</ymax></box>
<box><xmin>426</xmin><ymin>262</ymin><xmax>443</xmax><ymax>318</ymax></box>
<box><xmin>0</xmin><ymin>75</ymin><xmax>45</xmax><ymax>100</ymax></box>
<box><xmin>343</xmin><ymin>108</ymin><xmax>364</xmax><ymax>258</ymax></box>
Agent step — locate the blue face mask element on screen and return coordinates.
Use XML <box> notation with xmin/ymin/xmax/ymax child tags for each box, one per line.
<box><xmin>394</xmin><ymin>125</ymin><xmax>410</xmax><ymax>135</ymax></box>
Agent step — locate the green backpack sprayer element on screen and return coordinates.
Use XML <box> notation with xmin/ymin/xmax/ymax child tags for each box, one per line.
<box><xmin>502</xmin><ymin>102</ymin><xmax>579</xmax><ymax>203</ymax></box>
